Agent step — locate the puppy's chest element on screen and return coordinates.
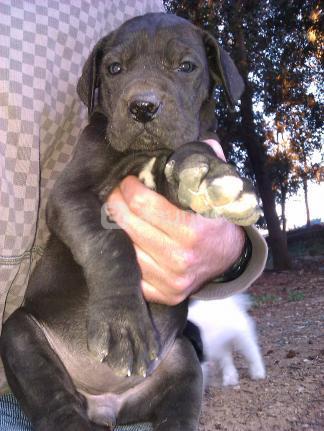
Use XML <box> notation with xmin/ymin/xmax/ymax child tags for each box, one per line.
<box><xmin>138</xmin><ymin>157</ymin><xmax>158</xmax><ymax>190</ymax></box>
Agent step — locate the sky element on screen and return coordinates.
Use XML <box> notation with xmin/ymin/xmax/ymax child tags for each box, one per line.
<box><xmin>283</xmin><ymin>147</ymin><xmax>324</xmax><ymax>230</ymax></box>
<box><xmin>284</xmin><ymin>181</ymin><xmax>324</xmax><ymax>230</ymax></box>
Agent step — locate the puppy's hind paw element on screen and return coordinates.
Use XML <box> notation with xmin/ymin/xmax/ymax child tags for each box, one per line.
<box><xmin>165</xmin><ymin>145</ymin><xmax>262</xmax><ymax>227</ymax></box>
<box><xmin>222</xmin><ymin>366</ymin><xmax>239</xmax><ymax>386</ymax></box>
<box><xmin>250</xmin><ymin>364</ymin><xmax>266</xmax><ymax>380</ymax></box>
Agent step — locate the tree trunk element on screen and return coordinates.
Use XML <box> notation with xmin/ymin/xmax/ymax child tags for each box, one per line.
<box><xmin>302</xmin><ymin>177</ymin><xmax>311</xmax><ymax>227</ymax></box>
<box><xmin>241</xmin><ymin>89</ymin><xmax>291</xmax><ymax>269</ymax></box>
<box><xmin>229</xmin><ymin>1</ymin><xmax>291</xmax><ymax>270</ymax></box>
<box><xmin>280</xmin><ymin>189</ymin><xmax>288</xmax><ymax>248</ymax></box>
<box><xmin>281</xmin><ymin>190</ymin><xmax>287</xmax><ymax>233</ymax></box>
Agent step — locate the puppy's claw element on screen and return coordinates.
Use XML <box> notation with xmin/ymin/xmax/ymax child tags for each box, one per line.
<box><xmin>100</xmin><ymin>353</ymin><xmax>108</xmax><ymax>363</ymax></box>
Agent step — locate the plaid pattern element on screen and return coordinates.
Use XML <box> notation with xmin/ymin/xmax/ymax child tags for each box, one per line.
<box><xmin>0</xmin><ymin>0</ymin><xmax>164</xmax><ymax>393</ymax></box>
<box><xmin>0</xmin><ymin>393</ymin><xmax>153</xmax><ymax>430</ymax></box>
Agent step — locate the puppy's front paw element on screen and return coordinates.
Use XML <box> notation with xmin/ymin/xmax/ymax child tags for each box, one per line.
<box><xmin>87</xmin><ymin>298</ymin><xmax>159</xmax><ymax>377</ymax></box>
<box><xmin>165</xmin><ymin>145</ymin><xmax>261</xmax><ymax>226</ymax></box>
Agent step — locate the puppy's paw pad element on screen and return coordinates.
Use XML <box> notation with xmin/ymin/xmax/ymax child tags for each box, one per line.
<box><xmin>217</xmin><ymin>192</ymin><xmax>262</xmax><ymax>226</ymax></box>
<box><xmin>206</xmin><ymin>175</ymin><xmax>244</xmax><ymax>206</ymax></box>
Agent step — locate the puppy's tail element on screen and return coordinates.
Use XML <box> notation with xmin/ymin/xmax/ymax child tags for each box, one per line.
<box><xmin>234</xmin><ymin>293</ymin><xmax>253</xmax><ymax>311</ymax></box>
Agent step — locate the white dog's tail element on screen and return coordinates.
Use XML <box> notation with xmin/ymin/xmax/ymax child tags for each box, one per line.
<box><xmin>233</xmin><ymin>293</ymin><xmax>253</xmax><ymax>311</ymax></box>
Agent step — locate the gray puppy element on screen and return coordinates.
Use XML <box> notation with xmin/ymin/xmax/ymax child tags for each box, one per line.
<box><xmin>1</xmin><ymin>13</ymin><xmax>260</xmax><ymax>431</ymax></box>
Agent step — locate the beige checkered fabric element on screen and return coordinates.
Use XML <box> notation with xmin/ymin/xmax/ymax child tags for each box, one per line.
<box><xmin>0</xmin><ymin>0</ymin><xmax>164</xmax><ymax>392</ymax></box>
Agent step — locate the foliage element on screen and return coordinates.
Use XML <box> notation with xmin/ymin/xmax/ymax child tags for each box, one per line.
<box><xmin>164</xmin><ymin>0</ymin><xmax>323</xmax><ymax>220</ymax></box>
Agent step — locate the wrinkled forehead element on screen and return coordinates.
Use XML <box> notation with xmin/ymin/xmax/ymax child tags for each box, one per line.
<box><xmin>116</xmin><ymin>12</ymin><xmax>196</xmax><ymax>37</ymax></box>
<box><xmin>103</xmin><ymin>13</ymin><xmax>206</xmax><ymax>61</ymax></box>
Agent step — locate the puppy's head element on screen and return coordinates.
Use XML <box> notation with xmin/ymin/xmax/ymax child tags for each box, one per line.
<box><xmin>77</xmin><ymin>13</ymin><xmax>244</xmax><ymax>152</ymax></box>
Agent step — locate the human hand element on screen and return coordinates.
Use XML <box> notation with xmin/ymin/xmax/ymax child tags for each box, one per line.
<box><xmin>106</xmin><ymin>141</ymin><xmax>245</xmax><ymax>305</ymax></box>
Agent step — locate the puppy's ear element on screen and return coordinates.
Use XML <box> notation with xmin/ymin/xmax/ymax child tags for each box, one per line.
<box><xmin>202</xmin><ymin>32</ymin><xmax>245</xmax><ymax>109</ymax></box>
<box><xmin>77</xmin><ymin>35</ymin><xmax>111</xmax><ymax>116</ymax></box>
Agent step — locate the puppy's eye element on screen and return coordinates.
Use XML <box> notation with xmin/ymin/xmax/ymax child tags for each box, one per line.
<box><xmin>108</xmin><ymin>62</ymin><xmax>122</xmax><ymax>75</ymax></box>
<box><xmin>177</xmin><ymin>61</ymin><xmax>197</xmax><ymax>73</ymax></box>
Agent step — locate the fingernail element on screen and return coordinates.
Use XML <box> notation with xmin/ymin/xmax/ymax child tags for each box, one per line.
<box><xmin>203</xmin><ymin>139</ymin><xmax>226</xmax><ymax>162</ymax></box>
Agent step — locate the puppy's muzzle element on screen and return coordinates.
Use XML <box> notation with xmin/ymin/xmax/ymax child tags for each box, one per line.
<box><xmin>129</xmin><ymin>92</ymin><xmax>161</xmax><ymax>123</ymax></box>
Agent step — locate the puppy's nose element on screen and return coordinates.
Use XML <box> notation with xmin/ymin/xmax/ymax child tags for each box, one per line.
<box><xmin>129</xmin><ymin>96</ymin><xmax>160</xmax><ymax>123</ymax></box>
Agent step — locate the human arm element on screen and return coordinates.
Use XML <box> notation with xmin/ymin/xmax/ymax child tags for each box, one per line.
<box><xmin>107</xmin><ymin>141</ymin><xmax>267</xmax><ymax>305</ymax></box>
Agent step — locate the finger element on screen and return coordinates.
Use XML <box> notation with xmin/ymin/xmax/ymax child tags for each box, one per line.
<box><xmin>107</xmin><ymin>188</ymin><xmax>185</xmax><ymax>272</ymax></box>
<box><xmin>203</xmin><ymin>139</ymin><xmax>226</xmax><ymax>162</ymax></box>
<box><xmin>118</xmin><ymin>176</ymin><xmax>199</xmax><ymax>244</ymax></box>
<box><xmin>135</xmin><ymin>245</ymin><xmax>182</xmax><ymax>294</ymax></box>
<box><xmin>134</xmin><ymin>245</ymin><xmax>161</xmax><ymax>280</ymax></box>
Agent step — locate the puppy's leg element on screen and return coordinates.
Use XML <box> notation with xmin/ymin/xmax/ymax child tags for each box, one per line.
<box><xmin>126</xmin><ymin>337</ymin><xmax>202</xmax><ymax>431</ymax></box>
<box><xmin>87</xmin><ymin>337</ymin><xmax>203</xmax><ymax>431</ymax></box>
<box><xmin>236</xmin><ymin>330</ymin><xmax>266</xmax><ymax>380</ymax></box>
<box><xmin>0</xmin><ymin>309</ymin><xmax>92</xmax><ymax>431</ymax></box>
<box><xmin>215</xmin><ymin>347</ymin><xmax>239</xmax><ymax>386</ymax></box>
<box><xmin>151</xmin><ymin>339</ymin><xmax>202</xmax><ymax>431</ymax></box>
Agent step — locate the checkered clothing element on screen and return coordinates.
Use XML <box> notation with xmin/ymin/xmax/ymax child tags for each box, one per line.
<box><xmin>0</xmin><ymin>0</ymin><xmax>164</xmax><ymax>393</ymax></box>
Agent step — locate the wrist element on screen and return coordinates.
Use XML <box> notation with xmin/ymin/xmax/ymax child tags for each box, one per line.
<box><xmin>215</xmin><ymin>222</ymin><xmax>245</xmax><ymax>275</ymax></box>
<box><xmin>213</xmin><ymin>231</ymin><xmax>252</xmax><ymax>283</ymax></box>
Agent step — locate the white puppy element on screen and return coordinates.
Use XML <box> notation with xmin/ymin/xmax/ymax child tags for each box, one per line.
<box><xmin>188</xmin><ymin>294</ymin><xmax>266</xmax><ymax>386</ymax></box>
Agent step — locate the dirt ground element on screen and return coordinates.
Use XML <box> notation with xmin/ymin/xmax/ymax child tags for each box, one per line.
<box><xmin>199</xmin><ymin>259</ymin><xmax>324</xmax><ymax>431</ymax></box>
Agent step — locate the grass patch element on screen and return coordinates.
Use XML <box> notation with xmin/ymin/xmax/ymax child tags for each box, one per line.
<box><xmin>252</xmin><ymin>293</ymin><xmax>281</xmax><ymax>307</ymax></box>
<box><xmin>287</xmin><ymin>291</ymin><xmax>305</xmax><ymax>302</ymax></box>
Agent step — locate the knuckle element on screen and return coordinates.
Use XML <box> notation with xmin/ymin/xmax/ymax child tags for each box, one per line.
<box><xmin>128</xmin><ymin>194</ymin><xmax>145</xmax><ymax>214</ymax></box>
<box><xmin>167</xmin><ymin>293</ymin><xmax>187</xmax><ymax>306</ymax></box>
<box><xmin>174</xmin><ymin>250</ymin><xmax>195</xmax><ymax>272</ymax></box>
<box><xmin>173</xmin><ymin>273</ymin><xmax>193</xmax><ymax>293</ymax></box>
<box><xmin>173</xmin><ymin>276</ymin><xmax>186</xmax><ymax>291</ymax></box>
<box><xmin>185</xmin><ymin>227</ymin><xmax>201</xmax><ymax>248</ymax></box>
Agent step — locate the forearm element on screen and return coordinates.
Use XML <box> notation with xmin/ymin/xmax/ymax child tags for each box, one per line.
<box><xmin>46</xmin><ymin>163</ymin><xmax>147</xmax><ymax>315</ymax></box>
<box><xmin>47</xmin><ymin>186</ymin><xmax>103</xmax><ymax>264</ymax></box>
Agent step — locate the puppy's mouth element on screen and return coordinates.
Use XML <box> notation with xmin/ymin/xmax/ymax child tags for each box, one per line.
<box><xmin>107</xmin><ymin>103</ymin><xmax>200</xmax><ymax>153</ymax></box>
<box><xmin>108</xmin><ymin>122</ymin><xmax>166</xmax><ymax>152</ymax></box>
